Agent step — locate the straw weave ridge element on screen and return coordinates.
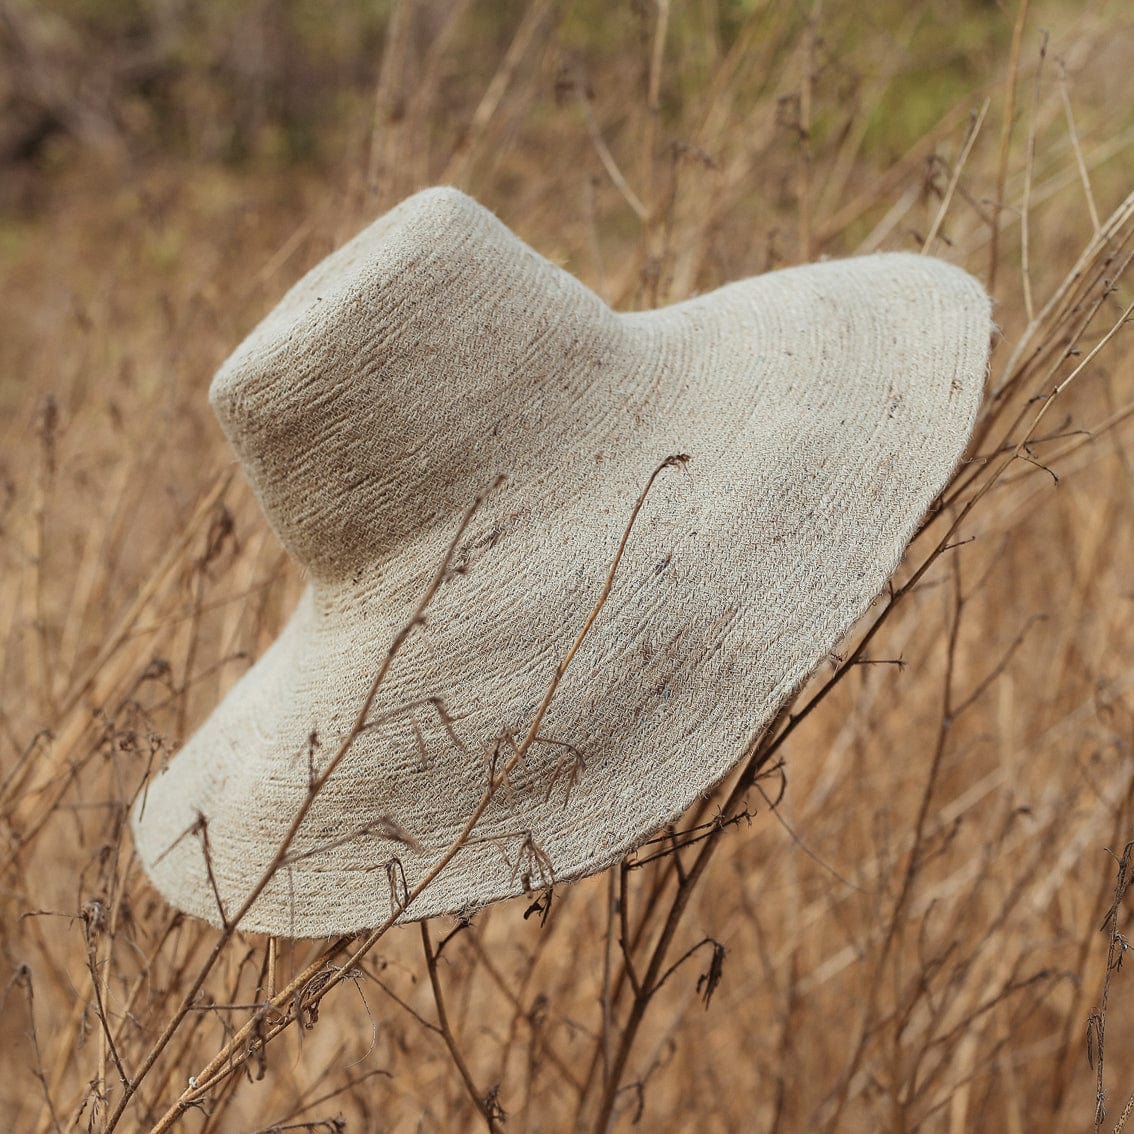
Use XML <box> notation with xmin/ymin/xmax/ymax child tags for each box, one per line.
<box><xmin>131</xmin><ymin>187</ymin><xmax>992</xmax><ymax>937</ymax></box>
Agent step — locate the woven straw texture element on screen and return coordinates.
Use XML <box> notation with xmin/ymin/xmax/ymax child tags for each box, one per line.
<box><xmin>131</xmin><ymin>187</ymin><xmax>991</xmax><ymax>937</ymax></box>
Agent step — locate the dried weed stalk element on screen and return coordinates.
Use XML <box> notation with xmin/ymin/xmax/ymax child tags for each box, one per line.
<box><xmin>3</xmin><ymin>2</ymin><xmax>1134</xmax><ymax>1131</ymax></box>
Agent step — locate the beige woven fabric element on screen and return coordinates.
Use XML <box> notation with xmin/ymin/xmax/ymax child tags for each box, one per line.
<box><xmin>131</xmin><ymin>187</ymin><xmax>991</xmax><ymax>937</ymax></box>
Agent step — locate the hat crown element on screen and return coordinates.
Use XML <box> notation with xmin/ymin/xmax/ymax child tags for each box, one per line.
<box><xmin>209</xmin><ymin>188</ymin><xmax>628</xmax><ymax>581</ymax></box>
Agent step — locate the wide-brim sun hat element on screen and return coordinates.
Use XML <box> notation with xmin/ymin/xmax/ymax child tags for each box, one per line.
<box><xmin>131</xmin><ymin>186</ymin><xmax>991</xmax><ymax>938</ymax></box>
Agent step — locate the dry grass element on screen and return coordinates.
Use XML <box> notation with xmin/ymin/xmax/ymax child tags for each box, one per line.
<box><xmin>3</xmin><ymin>0</ymin><xmax>1134</xmax><ymax>1130</ymax></box>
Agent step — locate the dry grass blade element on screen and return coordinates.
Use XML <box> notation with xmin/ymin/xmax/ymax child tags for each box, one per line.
<box><xmin>3</xmin><ymin>2</ymin><xmax>1134</xmax><ymax>1131</ymax></box>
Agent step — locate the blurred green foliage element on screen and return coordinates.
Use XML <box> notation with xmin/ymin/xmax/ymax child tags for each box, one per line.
<box><xmin>0</xmin><ymin>0</ymin><xmax>1107</xmax><ymax>200</ymax></box>
<box><xmin>1</xmin><ymin>0</ymin><xmax>392</xmax><ymax>169</ymax></box>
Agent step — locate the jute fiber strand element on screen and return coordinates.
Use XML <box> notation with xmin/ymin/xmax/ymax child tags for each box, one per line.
<box><xmin>131</xmin><ymin>187</ymin><xmax>991</xmax><ymax>938</ymax></box>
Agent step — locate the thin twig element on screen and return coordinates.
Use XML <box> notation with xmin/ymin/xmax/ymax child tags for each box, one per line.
<box><xmin>1057</xmin><ymin>57</ymin><xmax>1101</xmax><ymax>235</ymax></box>
<box><xmin>922</xmin><ymin>99</ymin><xmax>990</xmax><ymax>255</ymax></box>
<box><xmin>988</xmin><ymin>0</ymin><xmax>1031</xmax><ymax>294</ymax></box>
<box><xmin>109</xmin><ymin>481</ymin><xmax>498</xmax><ymax>1133</ymax></box>
<box><xmin>421</xmin><ymin>921</ymin><xmax>500</xmax><ymax>1132</ymax></box>
<box><xmin>1020</xmin><ymin>32</ymin><xmax>1049</xmax><ymax>325</ymax></box>
<box><xmin>150</xmin><ymin>456</ymin><xmax>688</xmax><ymax>1126</ymax></box>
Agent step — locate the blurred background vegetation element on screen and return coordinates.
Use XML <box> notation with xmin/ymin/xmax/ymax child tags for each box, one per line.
<box><xmin>3</xmin><ymin>1</ymin><xmax>1134</xmax><ymax>1131</ymax></box>
<box><xmin>4</xmin><ymin>0</ymin><xmax>1129</xmax><ymax>414</ymax></box>
<box><xmin>1</xmin><ymin>0</ymin><xmax>1015</xmax><ymax>177</ymax></box>
<box><xmin>0</xmin><ymin>0</ymin><xmax>1103</xmax><ymax>205</ymax></box>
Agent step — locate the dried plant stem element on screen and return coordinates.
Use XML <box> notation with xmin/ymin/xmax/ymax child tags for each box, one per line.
<box><xmin>175</xmin><ymin>546</ymin><xmax>210</xmax><ymax>741</ymax></box>
<box><xmin>421</xmin><ymin>921</ymin><xmax>500</xmax><ymax>1132</ymax></box>
<box><xmin>581</xmin><ymin>93</ymin><xmax>648</xmax><ymax>221</ymax></box>
<box><xmin>922</xmin><ymin>99</ymin><xmax>990</xmax><ymax>255</ymax></box>
<box><xmin>108</xmin><ymin>484</ymin><xmax>494</xmax><ymax>1133</ymax></box>
<box><xmin>16</xmin><ymin>966</ymin><xmax>63</xmax><ymax>1134</ymax></box>
<box><xmin>87</xmin><ymin>918</ymin><xmax>129</xmax><ymax>1096</ymax></box>
<box><xmin>1020</xmin><ymin>33</ymin><xmax>1048</xmax><ymax>324</ymax></box>
<box><xmin>988</xmin><ymin>0</ymin><xmax>1031</xmax><ymax>294</ymax></box>
<box><xmin>1114</xmin><ymin>1090</ymin><xmax>1134</xmax><ymax>1134</ymax></box>
<box><xmin>442</xmin><ymin>0</ymin><xmax>553</xmax><ymax>184</ymax></box>
<box><xmin>248</xmin><ymin>1069</ymin><xmax>392</xmax><ymax>1134</ymax></box>
<box><xmin>32</xmin><ymin>991</ymin><xmax>90</xmax><ymax>1134</ymax></box>
<box><xmin>30</xmin><ymin>400</ymin><xmax>57</xmax><ymax>719</ymax></box>
<box><xmin>587</xmin><ymin>713</ymin><xmax>783</xmax><ymax>1132</ymax></box>
<box><xmin>1021</xmin><ymin>298</ymin><xmax>1134</xmax><ymax>445</ymax></box>
<box><xmin>1057</xmin><ymin>60</ymin><xmax>1101</xmax><ymax>235</ymax></box>
<box><xmin>989</xmin><ymin>188</ymin><xmax>1134</xmax><ymax>402</ymax></box>
<box><xmin>1090</xmin><ymin>841</ymin><xmax>1134</xmax><ymax>1133</ymax></box>
<box><xmin>1046</xmin><ymin>794</ymin><xmax>1134</xmax><ymax>1114</ymax></box>
<box><xmin>600</xmin><ymin>868</ymin><xmax>617</xmax><ymax>1090</ymax></box>
<box><xmin>147</xmin><ymin>456</ymin><xmax>687</xmax><ymax>1129</ymax></box>
<box><xmin>797</xmin><ymin>1</ymin><xmax>819</xmax><ymax>262</ymax></box>
<box><xmin>948</xmin><ymin>204</ymin><xmax>1134</xmax><ymax>504</ymax></box>
<box><xmin>822</xmin><ymin>557</ymin><xmax>965</xmax><ymax>1132</ymax></box>
<box><xmin>641</xmin><ymin>0</ymin><xmax>670</xmax><ymax>221</ymax></box>
<box><xmin>2</xmin><ymin>470</ymin><xmax>233</xmax><ymax>832</ymax></box>
<box><xmin>459</xmin><ymin>930</ymin><xmax>583</xmax><ymax>1092</ymax></box>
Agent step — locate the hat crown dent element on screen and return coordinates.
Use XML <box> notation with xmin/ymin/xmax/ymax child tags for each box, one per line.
<box><xmin>208</xmin><ymin>187</ymin><xmax>631</xmax><ymax>583</ymax></box>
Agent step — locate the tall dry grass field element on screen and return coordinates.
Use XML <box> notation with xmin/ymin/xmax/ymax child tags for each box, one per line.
<box><xmin>2</xmin><ymin>0</ymin><xmax>1134</xmax><ymax>1130</ymax></box>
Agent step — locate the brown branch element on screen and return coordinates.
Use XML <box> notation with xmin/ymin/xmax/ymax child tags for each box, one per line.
<box><xmin>108</xmin><ymin>479</ymin><xmax>498</xmax><ymax>1133</ymax></box>
<box><xmin>987</xmin><ymin>0</ymin><xmax>1031</xmax><ymax>295</ymax></box>
<box><xmin>1091</xmin><ymin>840</ymin><xmax>1134</xmax><ymax>1132</ymax></box>
<box><xmin>421</xmin><ymin>920</ymin><xmax>501</xmax><ymax>1132</ymax></box>
<box><xmin>148</xmin><ymin>455</ymin><xmax>688</xmax><ymax>1127</ymax></box>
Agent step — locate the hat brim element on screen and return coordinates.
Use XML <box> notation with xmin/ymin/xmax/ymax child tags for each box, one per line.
<box><xmin>132</xmin><ymin>250</ymin><xmax>989</xmax><ymax>937</ymax></box>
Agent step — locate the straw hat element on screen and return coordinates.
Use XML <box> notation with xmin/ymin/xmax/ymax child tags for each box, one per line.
<box><xmin>131</xmin><ymin>186</ymin><xmax>991</xmax><ymax>938</ymax></box>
